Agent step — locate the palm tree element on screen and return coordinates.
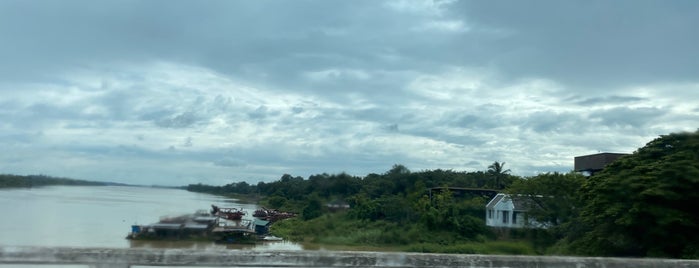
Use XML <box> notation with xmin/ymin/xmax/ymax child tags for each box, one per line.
<box><xmin>487</xmin><ymin>161</ymin><xmax>511</xmax><ymax>189</ymax></box>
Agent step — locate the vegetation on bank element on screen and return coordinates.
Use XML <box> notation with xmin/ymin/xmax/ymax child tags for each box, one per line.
<box><xmin>187</xmin><ymin>130</ymin><xmax>699</xmax><ymax>259</ymax></box>
<box><xmin>0</xmin><ymin>174</ymin><xmax>110</xmax><ymax>188</ymax></box>
<box><xmin>270</xmin><ymin>212</ymin><xmax>536</xmax><ymax>255</ymax></box>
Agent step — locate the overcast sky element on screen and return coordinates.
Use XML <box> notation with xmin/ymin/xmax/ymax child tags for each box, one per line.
<box><xmin>1</xmin><ymin>0</ymin><xmax>697</xmax><ymax>186</ymax></box>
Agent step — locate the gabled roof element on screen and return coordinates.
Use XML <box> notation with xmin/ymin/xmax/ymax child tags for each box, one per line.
<box><xmin>486</xmin><ymin>193</ymin><xmax>505</xmax><ymax>209</ymax></box>
<box><xmin>511</xmin><ymin>196</ymin><xmax>540</xmax><ymax>211</ymax></box>
<box><xmin>486</xmin><ymin>193</ymin><xmax>542</xmax><ymax>211</ymax></box>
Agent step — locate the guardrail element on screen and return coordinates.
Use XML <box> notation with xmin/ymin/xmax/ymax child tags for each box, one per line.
<box><xmin>1</xmin><ymin>246</ymin><xmax>698</xmax><ymax>268</ymax></box>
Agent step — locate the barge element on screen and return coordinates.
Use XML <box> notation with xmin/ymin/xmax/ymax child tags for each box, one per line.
<box><xmin>127</xmin><ymin>205</ymin><xmax>295</xmax><ymax>243</ymax></box>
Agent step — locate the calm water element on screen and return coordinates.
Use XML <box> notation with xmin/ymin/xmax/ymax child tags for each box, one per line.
<box><xmin>0</xmin><ymin>185</ymin><xmax>301</xmax><ymax>250</ymax></box>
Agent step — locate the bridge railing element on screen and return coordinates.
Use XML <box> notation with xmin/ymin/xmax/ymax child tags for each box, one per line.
<box><xmin>1</xmin><ymin>246</ymin><xmax>698</xmax><ymax>268</ymax></box>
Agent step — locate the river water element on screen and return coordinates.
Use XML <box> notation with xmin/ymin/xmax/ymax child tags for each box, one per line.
<box><xmin>0</xmin><ymin>185</ymin><xmax>302</xmax><ymax>251</ymax></box>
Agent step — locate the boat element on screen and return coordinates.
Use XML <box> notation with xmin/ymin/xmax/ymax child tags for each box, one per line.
<box><xmin>252</xmin><ymin>207</ymin><xmax>296</xmax><ymax>222</ymax></box>
<box><xmin>211</xmin><ymin>205</ymin><xmax>246</xmax><ymax>221</ymax></box>
<box><xmin>127</xmin><ymin>206</ymin><xmax>289</xmax><ymax>243</ymax></box>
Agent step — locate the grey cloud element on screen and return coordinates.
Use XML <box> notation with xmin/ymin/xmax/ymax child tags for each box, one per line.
<box><xmin>155</xmin><ymin>112</ymin><xmax>200</xmax><ymax>128</ymax></box>
<box><xmin>2</xmin><ymin>102</ymin><xmax>103</xmax><ymax>130</ymax></box>
<box><xmin>351</xmin><ymin>108</ymin><xmax>402</xmax><ymax>122</ymax></box>
<box><xmin>213</xmin><ymin>158</ymin><xmax>247</xmax><ymax>168</ymax></box>
<box><xmin>522</xmin><ymin>111</ymin><xmax>587</xmax><ymax>134</ymax></box>
<box><xmin>0</xmin><ymin>132</ymin><xmax>43</xmax><ymax>144</ymax></box>
<box><xmin>447</xmin><ymin>104</ymin><xmax>511</xmax><ymax>130</ymax></box>
<box><xmin>386</xmin><ymin>124</ymin><xmax>399</xmax><ymax>132</ymax></box>
<box><xmin>247</xmin><ymin>105</ymin><xmax>280</xmax><ymax>120</ymax></box>
<box><xmin>437</xmin><ymin>134</ymin><xmax>488</xmax><ymax>147</ymax></box>
<box><xmin>183</xmin><ymin>137</ymin><xmax>193</xmax><ymax>147</ymax></box>
<box><xmin>452</xmin><ymin>114</ymin><xmax>500</xmax><ymax>130</ymax></box>
<box><xmin>1</xmin><ymin>1</ymin><xmax>379</xmax><ymax>77</ymax></box>
<box><xmin>27</xmin><ymin>103</ymin><xmax>84</xmax><ymax>120</ymax></box>
<box><xmin>139</xmin><ymin>109</ymin><xmax>176</xmax><ymax>122</ymax></box>
<box><xmin>572</xmin><ymin>96</ymin><xmax>646</xmax><ymax>106</ymax></box>
<box><xmin>448</xmin><ymin>1</ymin><xmax>699</xmax><ymax>89</ymax></box>
<box><xmin>44</xmin><ymin>101</ymin><xmax>108</xmax><ymax>119</ymax></box>
<box><xmin>49</xmin><ymin>144</ymin><xmax>170</xmax><ymax>160</ymax></box>
<box><xmin>589</xmin><ymin>107</ymin><xmax>667</xmax><ymax>128</ymax></box>
<box><xmin>1</xmin><ymin>0</ymin><xmax>697</xmax><ymax>94</ymax></box>
<box><xmin>403</xmin><ymin>126</ymin><xmax>488</xmax><ymax>148</ymax></box>
<box><xmin>0</xmin><ymin>0</ymin><xmax>452</xmax><ymax>106</ymax></box>
<box><xmin>95</xmin><ymin>88</ymin><xmax>152</xmax><ymax>121</ymax></box>
<box><xmin>465</xmin><ymin>160</ymin><xmax>481</xmax><ymax>167</ymax></box>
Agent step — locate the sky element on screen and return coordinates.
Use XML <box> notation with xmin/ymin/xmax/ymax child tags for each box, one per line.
<box><xmin>1</xmin><ymin>0</ymin><xmax>698</xmax><ymax>186</ymax></box>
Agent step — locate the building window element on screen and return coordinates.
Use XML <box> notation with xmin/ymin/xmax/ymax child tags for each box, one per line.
<box><xmin>488</xmin><ymin>209</ymin><xmax>493</xmax><ymax>219</ymax></box>
<box><xmin>512</xmin><ymin>211</ymin><xmax>518</xmax><ymax>224</ymax></box>
<box><xmin>502</xmin><ymin>211</ymin><xmax>509</xmax><ymax>224</ymax></box>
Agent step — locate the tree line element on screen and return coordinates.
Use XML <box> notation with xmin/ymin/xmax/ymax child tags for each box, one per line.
<box><xmin>188</xmin><ymin>163</ymin><xmax>515</xmax><ymax>203</ymax></box>
<box><xmin>0</xmin><ymin>174</ymin><xmax>108</xmax><ymax>188</ymax></box>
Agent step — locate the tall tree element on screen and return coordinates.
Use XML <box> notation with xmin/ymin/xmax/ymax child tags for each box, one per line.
<box><xmin>488</xmin><ymin>161</ymin><xmax>511</xmax><ymax>189</ymax></box>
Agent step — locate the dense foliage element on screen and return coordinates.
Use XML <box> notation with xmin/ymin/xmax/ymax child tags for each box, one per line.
<box><xmin>569</xmin><ymin>130</ymin><xmax>699</xmax><ymax>258</ymax></box>
<box><xmin>0</xmin><ymin>174</ymin><xmax>108</xmax><ymax>188</ymax></box>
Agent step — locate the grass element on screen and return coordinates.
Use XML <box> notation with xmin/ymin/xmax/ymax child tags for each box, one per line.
<box><xmin>270</xmin><ymin>212</ymin><xmax>539</xmax><ymax>255</ymax></box>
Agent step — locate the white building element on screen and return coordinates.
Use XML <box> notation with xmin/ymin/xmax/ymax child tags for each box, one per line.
<box><xmin>485</xmin><ymin>193</ymin><xmax>544</xmax><ymax>228</ymax></box>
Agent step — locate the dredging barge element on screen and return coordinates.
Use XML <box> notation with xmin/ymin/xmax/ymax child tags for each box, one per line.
<box><xmin>127</xmin><ymin>205</ymin><xmax>295</xmax><ymax>243</ymax></box>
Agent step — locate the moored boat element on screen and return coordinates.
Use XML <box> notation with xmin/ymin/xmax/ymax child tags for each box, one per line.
<box><xmin>211</xmin><ymin>205</ymin><xmax>246</xmax><ymax>220</ymax></box>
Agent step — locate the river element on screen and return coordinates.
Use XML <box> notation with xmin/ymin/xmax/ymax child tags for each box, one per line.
<box><xmin>0</xmin><ymin>185</ymin><xmax>302</xmax><ymax>251</ymax></box>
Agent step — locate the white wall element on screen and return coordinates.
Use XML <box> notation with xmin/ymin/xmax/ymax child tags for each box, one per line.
<box><xmin>485</xmin><ymin>194</ymin><xmax>527</xmax><ymax>228</ymax></box>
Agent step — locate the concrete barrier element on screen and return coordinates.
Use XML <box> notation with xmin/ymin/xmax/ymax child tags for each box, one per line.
<box><xmin>1</xmin><ymin>246</ymin><xmax>698</xmax><ymax>267</ymax></box>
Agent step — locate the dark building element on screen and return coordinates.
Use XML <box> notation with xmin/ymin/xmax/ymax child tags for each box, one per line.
<box><xmin>428</xmin><ymin>187</ymin><xmax>499</xmax><ymax>201</ymax></box>
<box><xmin>574</xmin><ymin>153</ymin><xmax>629</xmax><ymax>176</ymax></box>
<box><xmin>253</xmin><ymin>219</ymin><xmax>270</xmax><ymax>235</ymax></box>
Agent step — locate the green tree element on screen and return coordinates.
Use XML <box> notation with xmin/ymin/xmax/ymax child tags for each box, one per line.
<box><xmin>571</xmin><ymin>130</ymin><xmax>699</xmax><ymax>258</ymax></box>
<box><xmin>506</xmin><ymin>172</ymin><xmax>585</xmax><ymax>230</ymax></box>
<box><xmin>415</xmin><ymin>189</ymin><xmax>489</xmax><ymax>239</ymax></box>
<box><xmin>488</xmin><ymin>161</ymin><xmax>511</xmax><ymax>189</ymax></box>
<box><xmin>267</xmin><ymin>195</ymin><xmax>287</xmax><ymax>209</ymax></box>
<box><xmin>302</xmin><ymin>195</ymin><xmax>323</xmax><ymax>220</ymax></box>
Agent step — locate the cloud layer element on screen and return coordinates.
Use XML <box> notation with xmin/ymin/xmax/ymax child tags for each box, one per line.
<box><xmin>1</xmin><ymin>0</ymin><xmax>697</xmax><ymax>185</ymax></box>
